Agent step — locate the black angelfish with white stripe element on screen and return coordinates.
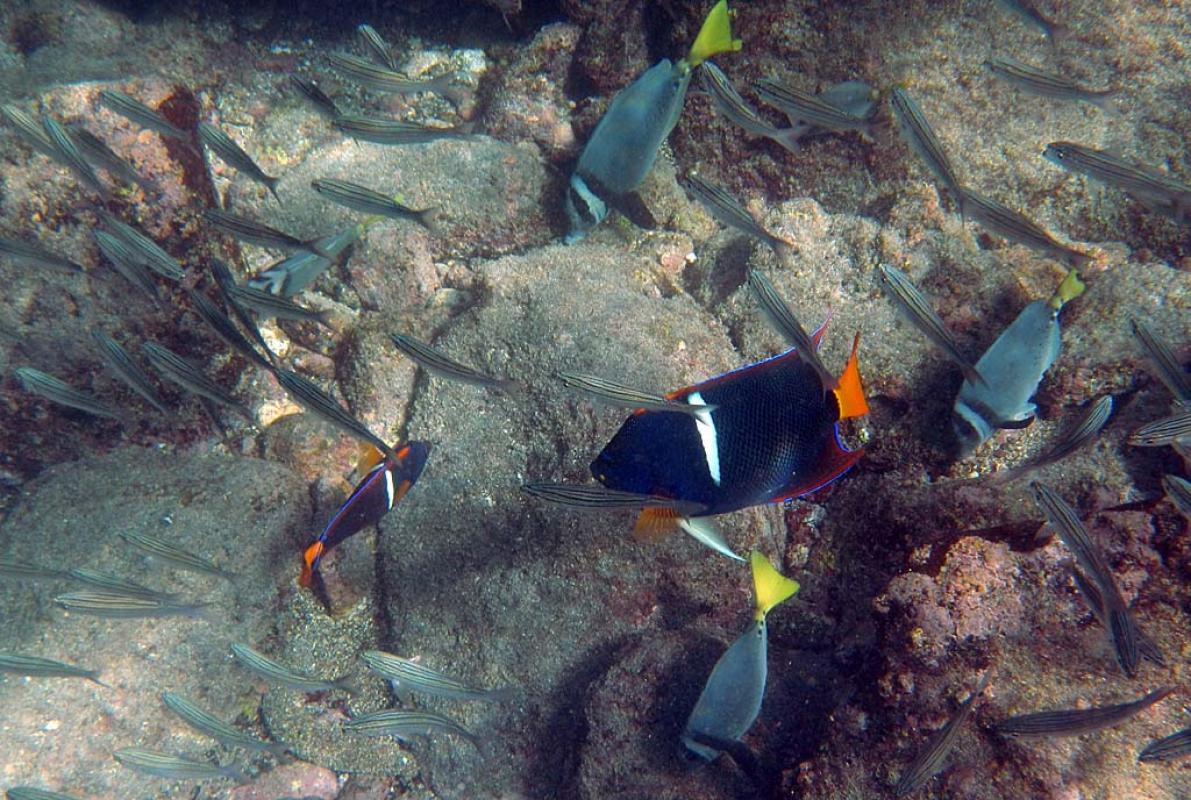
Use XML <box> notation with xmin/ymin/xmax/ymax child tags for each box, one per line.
<box><xmin>590</xmin><ymin>322</ymin><xmax>869</xmax><ymax>535</ymax></box>
<box><xmin>300</xmin><ymin>441</ymin><xmax>431</xmax><ymax>587</ymax></box>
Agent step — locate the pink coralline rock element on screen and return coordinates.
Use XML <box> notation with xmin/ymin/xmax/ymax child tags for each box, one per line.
<box><xmin>230</xmin><ymin>761</ymin><xmax>339</xmax><ymax>800</ymax></box>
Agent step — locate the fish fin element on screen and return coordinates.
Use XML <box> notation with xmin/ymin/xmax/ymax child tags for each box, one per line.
<box><xmin>634</xmin><ymin>506</ymin><xmax>681</xmax><ymax>542</ymax></box>
<box><xmin>299</xmin><ymin>541</ymin><xmax>324</xmax><ymax>588</ymax></box>
<box><xmin>678</xmin><ymin>516</ymin><xmax>744</xmax><ymax>561</ymax></box>
<box><xmin>354</xmin><ymin>442</ymin><xmax>385</xmax><ymax>477</ymax></box>
<box><xmin>1048</xmin><ymin>268</ymin><xmax>1085</xmax><ymax>311</ymax></box>
<box><xmin>417</xmin><ymin>207</ymin><xmax>440</xmax><ymax>234</ymax></box>
<box><xmin>606</xmin><ymin>191</ymin><xmax>657</xmax><ymax>231</ymax></box>
<box><xmin>686</xmin><ymin>0</ymin><xmax>742</xmax><ymax>68</ymax></box>
<box><xmin>750</xmin><ymin>550</ymin><xmax>799</xmax><ymax>618</ymax></box>
<box><xmin>831</xmin><ymin>332</ymin><xmax>869</xmax><ymax>419</ymax></box>
<box><xmin>996</xmin><ymin>415</ymin><xmax>1034</xmax><ymax>430</ymax></box>
<box><xmin>265</xmin><ymin>176</ymin><xmax>282</xmax><ymax>204</ymax></box>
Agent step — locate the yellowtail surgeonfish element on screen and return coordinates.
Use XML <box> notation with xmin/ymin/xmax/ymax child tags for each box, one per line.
<box><xmin>564</xmin><ymin>0</ymin><xmax>741</xmax><ymax>242</ymax></box>
<box><xmin>682</xmin><ymin>551</ymin><xmax>799</xmax><ymax>761</ymax></box>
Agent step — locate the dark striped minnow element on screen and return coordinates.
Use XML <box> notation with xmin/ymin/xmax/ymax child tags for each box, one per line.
<box><xmin>91</xmin><ymin>330</ymin><xmax>170</xmax><ymax>415</ymax></box>
<box><xmin>755</xmin><ymin>78</ymin><xmax>874</xmax><ymax>134</ymax></box>
<box><xmin>890</xmin><ymin>88</ymin><xmax>964</xmax><ymax>212</ymax></box>
<box><xmin>142</xmin><ymin>341</ymin><xmax>253</xmax><ymax>420</ymax></box>
<box><xmin>685</xmin><ymin>175</ymin><xmax>792</xmax><ymax>263</ymax></box>
<box><xmin>1164</xmin><ymin>474</ymin><xmax>1191</xmax><ymax>520</ymax></box>
<box><xmin>161</xmin><ymin>691</ymin><xmax>291</xmax><ymax>756</ymax></box>
<box><xmin>229</xmin><ymin>643</ymin><xmax>355</xmax><ymax>694</ymax></box>
<box><xmin>69</xmin><ymin>127</ymin><xmax>154</xmax><ymax>192</ymax></box>
<box><xmin>894</xmin><ymin>674</ymin><xmax>989</xmax><ymax>797</ymax></box>
<box><xmin>1031</xmin><ymin>481</ymin><xmax>1139</xmax><ymax>677</ymax></box>
<box><xmin>993</xmin><ymin>395</ymin><xmax>1112</xmax><ymax>482</ymax></box>
<box><xmin>93</xmin><ymin>230</ymin><xmax>161</xmax><ymax>302</ymax></box>
<box><xmin>97</xmin><ymin>90</ymin><xmax>189</xmax><ymax>140</ymax></box>
<box><xmin>357</xmin><ymin>23</ymin><xmax>399</xmax><ymax>70</ymax></box>
<box><xmin>226</xmin><ymin>283</ymin><xmax>330</xmax><ymax>327</ymax></box>
<box><xmin>1130</xmin><ymin>318</ymin><xmax>1190</xmax><ymax>403</ymax></box>
<box><xmin>333</xmin><ymin>114</ymin><xmax>468</xmax><ymax>146</ymax></box>
<box><xmin>113</xmin><ymin>747</ymin><xmax>246</xmax><ymax>783</ymax></box>
<box><xmin>747</xmin><ymin>270</ymin><xmax>837</xmax><ymax>390</ymax></box>
<box><xmin>698</xmin><ymin>62</ymin><xmax>804</xmax><ymax>154</ymax></box>
<box><xmin>995</xmin><ymin>687</ymin><xmax>1173</xmax><ymax>738</ymax></box>
<box><xmin>326</xmin><ymin>52</ymin><xmax>456</xmax><ymax>98</ymax></box>
<box><xmin>311</xmin><ymin>178</ymin><xmax>436</xmax><ymax>231</ymax></box>
<box><xmin>208</xmin><ymin>258</ymin><xmax>279</xmax><ymax>356</ymax></box>
<box><xmin>54</xmin><ymin>591</ymin><xmax>209</xmax><ymax>619</ymax></box>
<box><xmin>118</xmin><ymin>529</ymin><xmax>235</xmax><ymax>580</ymax></box>
<box><xmin>955</xmin><ymin>186</ymin><xmax>1090</xmax><ymax>269</ymax></box>
<box><xmin>0</xmin><ymin>652</ymin><xmax>105</xmax><ymax>685</ymax></box>
<box><xmin>359</xmin><ymin>650</ymin><xmax>514</xmax><ymax>702</ymax></box>
<box><xmin>198</xmin><ymin>122</ymin><xmax>281</xmax><ymax>202</ymax></box>
<box><xmin>520</xmin><ymin>482</ymin><xmax>705</xmax><ymax>515</ymax></box>
<box><xmin>1139</xmin><ymin>727</ymin><xmax>1191</xmax><ymax>763</ymax></box>
<box><xmin>0</xmin><ymin>236</ymin><xmax>83</xmax><ymax>272</ymax></box>
<box><xmin>0</xmin><ymin>559</ymin><xmax>70</xmax><ymax>581</ymax></box>
<box><xmin>1128</xmin><ymin>410</ymin><xmax>1191</xmax><ymax>447</ymax></box>
<box><xmin>557</xmin><ymin>371</ymin><xmax>714</xmax><ymax>415</ymax></box>
<box><xmin>185</xmin><ymin>287</ymin><xmax>274</xmax><ymax>370</ymax></box>
<box><xmin>97</xmin><ymin>211</ymin><xmax>185</xmax><ymax>281</ymax></box>
<box><xmin>13</xmin><ymin>367</ymin><xmax>124</xmax><ymax>421</ymax></box>
<box><xmin>272</xmin><ymin>366</ymin><xmax>397</xmax><ymax>461</ymax></box>
<box><xmin>7</xmin><ymin>788</ymin><xmax>82</xmax><ymax>800</ymax></box>
<box><xmin>1044</xmin><ymin>142</ymin><xmax>1191</xmax><ymax>214</ymax></box>
<box><xmin>878</xmin><ymin>264</ymin><xmax>985</xmax><ymax>387</ymax></box>
<box><xmin>67</xmin><ymin>567</ymin><xmax>178</xmax><ymax>602</ymax></box>
<box><xmin>343</xmin><ymin>708</ymin><xmax>479</xmax><ymax>748</ymax></box>
<box><xmin>0</xmin><ymin>104</ymin><xmax>58</xmax><ymax>158</ymax></box>
<box><xmin>986</xmin><ymin>57</ymin><xmax>1115</xmax><ymax>109</ymax></box>
<box><xmin>1070</xmin><ymin>567</ymin><xmax>1164</xmax><ymax>667</ymax></box>
<box><xmin>42</xmin><ymin>116</ymin><xmax>108</xmax><ymax>198</ymax></box>
<box><xmin>389</xmin><ymin>333</ymin><xmax>511</xmax><ymax>390</ymax></box>
<box><xmin>289</xmin><ymin>75</ymin><xmax>341</xmax><ymax>119</ymax></box>
<box><xmin>203</xmin><ymin>209</ymin><xmax>319</xmax><ymax>253</ymax></box>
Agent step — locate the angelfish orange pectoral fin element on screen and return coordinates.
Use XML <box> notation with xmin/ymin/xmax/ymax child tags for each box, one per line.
<box><xmin>832</xmin><ymin>332</ymin><xmax>869</xmax><ymax>420</ymax></box>
<box><xmin>633</xmin><ymin>507</ymin><xmax>682</xmax><ymax>543</ymax></box>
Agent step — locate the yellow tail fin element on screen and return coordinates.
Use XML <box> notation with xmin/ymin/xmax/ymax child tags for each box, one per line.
<box><xmin>751</xmin><ymin>551</ymin><xmax>799</xmax><ymax>619</ymax></box>
<box><xmin>686</xmin><ymin>0</ymin><xmax>742</xmax><ymax>68</ymax></box>
<box><xmin>1048</xmin><ymin>269</ymin><xmax>1085</xmax><ymax>311</ymax></box>
<box><xmin>832</xmin><ymin>332</ymin><xmax>869</xmax><ymax>420</ymax></box>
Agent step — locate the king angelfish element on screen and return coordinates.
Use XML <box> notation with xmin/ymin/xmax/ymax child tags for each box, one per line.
<box><xmin>564</xmin><ymin>0</ymin><xmax>741</xmax><ymax>243</ymax></box>
<box><xmin>682</xmin><ymin>551</ymin><xmax>800</xmax><ymax>760</ymax></box>
<box><xmin>953</xmin><ymin>270</ymin><xmax>1085</xmax><ymax>456</ymax></box>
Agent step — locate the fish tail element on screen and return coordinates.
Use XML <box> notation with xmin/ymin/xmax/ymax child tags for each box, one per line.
<box><xmin>1048</xmin><ymin>269</ymin><xmax>1085</xmax><ymax>311</ymax></box>
<box><xmin>832</xmin><ymin>332</ymin><xmax>869</xmax><ymax>420</ymax></box>
<box><xmin>299</xmin><ymin>541</ymin><xmax>324</xmax><ymax>588</ymax></box>
<box><xmin>332</xmin><ymin>675</ymin><xmax>359</xmax><ymax>695</ymax></box>
<box><xmin>265</xmin><ymin>740</ymin><xmax>293</xmax><ymax>759</ymax></box>
<box><xmin>685</xmin><ymin>0</ymin><xmax>742</xmax><ymax>68</ymax></box>
<box><xmin>750</xmin><ymin>550</ymin><xmax>799</xmax><ymax>618</ymax></box>
<box><xmin>266</xmin><ymin>176</ymin><xmax>282</xmax><ymax>204</ymax></box>
<box><xmin>417</xmin><ymin>206</ymin><xmax>441</xmax><ymax>234</ymax></box>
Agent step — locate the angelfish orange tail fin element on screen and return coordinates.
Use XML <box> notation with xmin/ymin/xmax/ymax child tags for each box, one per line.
<box><xmin>832</xmin><ymin>332</ymin><xmax>869</xmax><ymax>420</ymax></box>
<box><xmin>299</xmin><ymin>541</ymin><xmax>324</xmax><ymax>588</ymax></box>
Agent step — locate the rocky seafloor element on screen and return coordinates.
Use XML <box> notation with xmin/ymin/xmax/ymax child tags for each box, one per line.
<box><xmin>0</xmin><ymin>1</ymin><xmax>1189</xmax><ymax>799</ymax></box>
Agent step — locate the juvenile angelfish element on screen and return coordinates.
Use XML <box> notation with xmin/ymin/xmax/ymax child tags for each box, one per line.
<box><xmin>590</xmin><ymin>320</ymin><xmax>868</xmax><ymax>537</ymax></box>
<box><xmin>953</xmin><ymin>270</ymin><xmax>1085</xmax><ymax>456</ymax></box>
<box><xmin>300</xmin><ymin>441</ymin><xmax>431</xmax><ymax>586</ymax></box>
<box><xmin>564</xmin><ymin>0</ymin><xmax>740</xmax><ymax>242</ymax></box>
<box><xmin>682</xmin><ymin>551</ymin><xmax>799</xmax><ymax>760</ymax></box>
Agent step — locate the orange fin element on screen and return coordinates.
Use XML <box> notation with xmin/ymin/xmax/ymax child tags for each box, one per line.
<box><xmin>832</xmin><ymin>332</ymin><xmax>869</xmax><ymax>420</ymax></box>
<box><xmin>633</xmin><ymin>507</ymin><xmax>682</xmax><ymax>543</ymax></box>
<box><xmin>299</xmin><ymin>541</ymin><xmax>324</xmax><ymax>588</ymax></box>
<box><xmin>353</xmin><ymin>443</ymin><xmax>384</xmax><ymax>477</ymax></box>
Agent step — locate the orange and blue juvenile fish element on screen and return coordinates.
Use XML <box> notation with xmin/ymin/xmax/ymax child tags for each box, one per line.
<box><xmin>590</xmin><ymin>321</ymin><xmax>868</xmax><ymax>537</ymax></box>
<box><xmin>299</xmin><ymin>441</ymin><xmax>431</xmax><ymax>587</ymax></box>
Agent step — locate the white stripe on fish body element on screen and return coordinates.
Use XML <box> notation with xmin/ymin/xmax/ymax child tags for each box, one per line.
<box><xmin>682</xmin><ymin>617</ymin><xmax>768</xmax><ymax>761</ymax></box>
<box><xmin>383</xmin><ymin>466</ymin><xmax>395</xmax><ymax>511</ymax></box>
<box><xmin>689</xmin><ymin>391</ymin><xmax>721</xmax><ymax>486</ymax></box>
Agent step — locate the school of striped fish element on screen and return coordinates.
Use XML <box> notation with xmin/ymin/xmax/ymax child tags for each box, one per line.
<box><xmin>0</xmin><ymin>0</ymin><xmax>1188</xmax><ymax>798</ymax></box>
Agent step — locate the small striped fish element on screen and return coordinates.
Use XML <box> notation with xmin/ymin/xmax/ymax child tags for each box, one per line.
<box><xmin>894</xmin><ymin>674</ymin><xmax>989</xmax><ymax>797</ymax></box>
<box><xmin>685</xmin><ymin>176</ymin><xmax>792</xmax><ymax>264</ymax></box>
<box><xmin>97</xmin><ymin>211</ymin><xmax>185</xmax><ymax>281</ymax></box>
<box><xmin>119</xmin><ymin>529</ymin><xmax>235</xmax><ymax>581</ymax></box>
<box><xmin>113</xmin><ymin>747</ymin><xmax>247</xmax><ymax>783</ymax></box>
<box><xmin>1139</xmin><ymin>727</ymin><xmax>1191</xmax><ymax>763</ymax></box>
<box><xmin>1163</xmin><ymin>474</ymin><xmax>1191</xmax><ymax>520</ymax></box>
<box><xmin>343</xmin><ymin>709</ymin><xmax>479</xmax><ymax>748</ymax></box>
<box><xmin>0</xmin><ymin>104</ymin><xmax>58</xmax><ymax>158</ymax></box>
<box><xmin>67</xmin><ymin>567</ymin><xmax>178</xmax><ymax>601</ymax></box>
<box><xmin>996</xmin><ymin>687</ymin><xmax>1173</xmax><ymax>738</ymax></box>
<box><xmin>389</xmin><ymin>333</ymin><xmax>511</xmax><ymax>391</ymax></box>
<box><xmin>359</xmin><ymin>651</ymin><xmax>514</xmax><ymax>702</ymax></box>
<box><xmin>698</xmin><ymin>63</ymin><xmax>803</xmax><ymax>154</ymax></box>
<box><xmin>986</xmin><ymin>56</ymin><xmax>1115</xmax><ymax>109</ymax></box>
<box><xmin>226</xmin><ymin>283</ymin><xmax>329</xmax><ymax>327</ymax></box>
<box><xmin>0</xmin><ymin>559</ymin><xmax>70</xmax><ymax>581</ymax></box>
<box><xmin>0</xmin><ymin>652</ymin><xmax>104</xmax><ymax>685</ymax></box>
<box><xmin>1070</xmin><ymin>568</ymin><xmax>1165</xmax><ymax>667</ymax></box>
<box><xmin>54</xmin><ymin>591</ymin><xmax>209</xmax><ymax>619</ymax></box>
<box><xmin>1128</xmin><ymin>410</ymin><xmax>1191</xmax><ymax>447</ymax></box>
<box><xmin>1130</xmin><ymin>319</ymin><xmax>1190</xmax><ymax>403</ymax></box>
<box><xmin>272</xmin><ymin>367</ymin><xmax>397</xmax><ymax>461</ymax></box>
<box><xmin>557</xmin><ymin>371</ymin><xmax>713</xmax><ymax>415</ymax></box>
<box><xmin>203</xmin><ymin>209</ymin><xmax>315</xmax><ymax>253</ymax></box>
<box><xmin>7</xmin><ymin>788</ymin><xmax>82</xmax><ymax>800</ymax></box>
<box><xmin>992</xmin><ymin>395</ymin><xmax>1112</xmax><ymax>481</ymax></box>
<box><xmin>185</xmin><ymin>287</ymin><xmax>274</xmax><ymax>370</ymax></box>
<box><xmin>890</xmin><ymin>88</ymin><xmax>964</xmax><ymax>211</ymax></box>
<box><xmin>162</xmin><ymin>691</ymin><xmax>291</xmax><ymax>756</ymax></box>
<box><xmin>93</xmin><ymin>230</ymin><xmax>161</xmax><ymax>302</ymax></box>
<box><xmin>1044</xmin><ymin>142</ymin><xmax>1191</xmax><ymax>214</ymax></box>
<box><xmin>229</xmin><ymin>643</ymin><xmax>355</xmax><ymax>694</ymax></box>
<box><xmin>69</xmin><ymin>127</ymin><xmax>154</xmax><ymax>192</ymax></box>
<box><xmin>289</xmin><ymin>75</ymin><xmax>341</xmax><ymax>119</ymax></box>
<box><xmin>520</xmin><ymin>482</ymin><xmax>705</xmax><ymax>515</ymax></box>
<box><xmin>91</xmin><ymin>330</ymin><xmax>170</xmax><ymax>415</ymax></box>
<box><xmin>0</xmin><ymin>236</ymin><xmax>83</xmax><ymax>272</ymax></box>
<box><xmin>747</xmin><ymin>270</ymin><xmax>837</xmax><ymax>390</ymax></box>
<box><xmin>197</xmin><ymin>122</ymin><xmax>281</xmax><ymax>202</ymax></box>
<box><xmin>42</xmin><ymin>116</ymin><xmax>108</xmax><ymax>198</ymax></box>
<box><xmin>357</xmin><ymin>24</ymin><xmax>399</xmax><ymax>70</ymax></box>
<box><xmin>13</xmin><ymin>367</ymin><xmax>125</xmax><ymax>421</ymax></box>
<box><xmin>956</xmin><ymin>186</ymin><xmax>1090</xmax><ymax>269</ymax></box>
<box><xmin>333</xmin><ymin>115</ymin><xmax>467</xmax><ymax>146</ymax></box>
<box><xmin>311</xmin><ymin>178</ymin><xmax>436</xmax><ymax>231</ymax></box>
<box><xmin>98</xmin><ymin>90</ymin><xmax>189</xmax><ymax>139</ymax></box>
<box><xmin>755</xmin><ymin>78</ymin><xmax>874</xmax><ymax>134</ymax></box>
<box><xmin>142</xmin><ymin>341</ymin><xmax>253</xmax><ymax>420</ymax></box>
<box><xmin>326</xmin><ymin>52</ymin><xmax>456</xmax><ymax>98</ymax></box>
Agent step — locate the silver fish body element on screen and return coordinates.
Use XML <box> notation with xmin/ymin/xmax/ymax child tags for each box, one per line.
<box><xmin>343</xmin><ymin>709</ymin><xmax>480</xmax><ymax>748</ymax></box>
<box><xmin>69</xmin><ymin>127</ymin><xmax>154</xmax><ymax>192</ymax></box>
<box><xmin>747</xmin><ymin>270</ymin><xmax>835</xmax><ymax>388</ymax></box>
<box><xmin>332</xmin><ymin>115</ymin><xmax>467</xmax><ymax>146</ymax></box>
<box><xmin>42</xmin><ymin>116</ymin><xmax>108</xmax><ymax>198</ymax></box>
<box><xmin>91</xmin><ymin>330</ymin><xmax>170</xmax><ymax>415</ymax></box>
<box><xmin>312</xmin><ymin>178</ymin><xmax>436</xmax><ymax>231</ymax></box>
<box><xmin>113</xmin><ymin>747</ymin><xmax>246</xmax><ymax>782</ymax></box>
<box><xmin>119</xmin><ymin>529</ymin><xmax>235</xmax><ymax>580</ymax></box>
<box><xmin>142</xmin><ymin>341</ymin><xmax>252</xmax><ymax>419</ymax></box>
<box><xmin>7</xmin><ymin>788</ymin><xmax>82</xmax><ymax>800</ymax></box>
<box><xmin>520</xmin><ymin>482</ymin><xmax>705</xmax><ymax>515</ymax></box>
<box><xmin>957</xmin><ymin>186</ymin><xmax>1090</xmax><ymax>268</ymax></box>
<box><xmin>97</xmin><ymin>211</ymin><xmax>185</xmax><ymax>281</ymax></box>
<box><xmin>272</xmin><ymin>367</ymin><xmax>397</xmax><ymax>461</ymax></box>
<box><xmin>327</xmin><ymin>52</ymin><xmax>456</xmax><ymax>98</ymax></box>
<box><xmin>198</xmin><ymin>122</ymin><xmax>281</xmax><ymax>202</ymax></box>
<box><xmin>953</xmin><ymin>300</ymin><xmax>1059</xmax><ymax>455</ymax></box>
<box><xmin>227</xmin><ymin>283</ymin><xmax>329</xmax><ymax>326</ymax></box>
<box><xmin>13</xmin><ymin>367</ymin><xmax>124</xmax><ymax>421</ymax></box>
<box><xmin>230</xmin><ymin>643</ymin><xmax>355</xmax><ymax>694</ymax></box>
<box><xmin>185</xmin><ymin>288</ymin><xmax>274</xmax><ymax>370</ymax></box>
<box><xmin>1131</xmin><ymin>318</ymin><xmax>1191</xmax><ymax>403</ymax></box>
<box><xmin>357</xmin><ymin>24</ymin><xmax>399</xmax><ymax>70</ymax></box>
<box><xmin>686</xmin><ymin>178</ymin><xmax>792</xmax><ymax>263</ymax></box>
<box><xmin>996</xmin><ymin>687</ymin><xmax>1173</xmax><ymax>738</ymax></box>
<box><xmin>754</xmin><ymin>78</ymin><xmax>874</xmax><ymax>135</ymax></box>
<box><xmin>566</xmin><ymin>59</ymin><xmax>693</xmax><ymax>242</ymax></box>
<box><xmin>98</xmin><ymin>90</ymin><xmax>189</xmax><ymax>140</ymax></box>
<box><xmin>1044</xmin><ymin>142</ymin><xmax>1191</xmax><ymax>220</ymax></box>
<box><xmin>54</xmin><ymin>591</ymin><xmax>208</xmax><ymax>619</ymax></box>
<box><xmin>986</xmin><ymin>57</ymin><xmax>1115</xmax><ymax>109</ymax></box>
<box><xmin>682</xmin><ymin>617</ymin><xmax>767</xmax><ymax>761</ymax></box>
<box><xmin>1</xmin><ymin>104</ymin><xmax>58</xmax><ymax>158</ymax></box>
<box><xmin>359</xmin><ymin>650</ymin><xmax>513</xmax><ymax>702</ymax></box>
<box><xmin>162</xmin><ymin>692</ymin><xmax>290</xmax><ymax>756</ymax></box>
<box><xmin>0</xmin><ymin>236</ymin><xmax>83</xmax><ymax>272</ymax></box>
<box><xmin>1163</xmin><ymin>474</ymin><xmax>1191</xmax><ymax>520</ymax></box>
<box><xmin>93</xmin><ymin>230</ymin><xmax>161</xmax><ymax>301</ymax></box>
<box><xmin>290</xmin><ymin>75</ymin><xmax>341</xmax><ymax>118</ymax></box>
<box><xmin>890</xmin><ymin>88</ymin><xmax>963</xmax><ymax>212</ymax></box>
<box><xmin>0</xmin><ymin>652</ymin><xmax>104</xmax><ymax>684</ymax></box>
<box><xmin>389</xmin><ymin>333</ymin><xmax>510</xmax><ymax>390</ymax></box>
<box><xmin>556</xmin><ymin>371</ymin><xmax>714</xmax><ymax>415</ymax></box>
